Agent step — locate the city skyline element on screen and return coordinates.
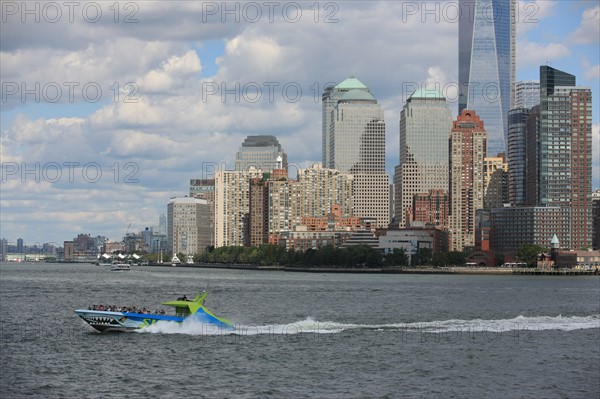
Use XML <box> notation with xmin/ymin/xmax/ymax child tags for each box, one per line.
<box><xmin>1</xmin><ymin>1</ymin><xmax>598</xmax><ymax>244</ymax></box>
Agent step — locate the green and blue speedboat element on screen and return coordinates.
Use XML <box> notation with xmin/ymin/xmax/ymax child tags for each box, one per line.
<box><xmin>74</xmin><ymin>292</ymin><xmax>234</xmax><ymax>332</ymax></box>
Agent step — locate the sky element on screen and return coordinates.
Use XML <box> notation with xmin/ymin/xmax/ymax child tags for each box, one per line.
<box><xmin>1</xmin><ymin>0</ymin><xmax>599</xmax><ymax>246</ymax></box>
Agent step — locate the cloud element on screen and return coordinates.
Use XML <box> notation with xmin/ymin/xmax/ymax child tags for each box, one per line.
<box><xmin>570</xmin><ymin>6</ymin><xmax>600</xmax><ymax>44</ymax></box>
<box><xmin>516</xmin><ymin>0</ymin><xmax>556</xmax><ymax>36</ymax></box>
<box><xmin>516</xmin><ymin>42</ymin><xmax>570</xmax><ymax>67</ymax></box>
<box><xmin>1</xmin><ymin>1</ymin><xmax>597</xmax><ymax>244</ymax></box>
<box><xmin>581</xmin><ymin>58</ymin><xmax>600</xmax><ymax>81</ymax></box>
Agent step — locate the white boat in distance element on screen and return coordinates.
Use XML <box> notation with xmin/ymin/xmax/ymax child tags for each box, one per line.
<box><xmin>111</xmin><ymin>263</ymin><xmax>131</xmax><ymax>272</ymax></box>
<box><xmin>171</xmin><ymin>255</ymin><xmax>181</xmax><ymax>267</ymax></box>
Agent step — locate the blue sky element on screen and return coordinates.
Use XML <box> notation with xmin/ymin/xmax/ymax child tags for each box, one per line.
<box><xmin>1</xmin><ymin>0</ymin><xmax>598</xmax><ymax>245</ymax></box>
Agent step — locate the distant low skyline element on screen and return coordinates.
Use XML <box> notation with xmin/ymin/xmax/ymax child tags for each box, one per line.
<box><xmin>1</xmin><ymin>1</ymin><xmax>598</xmax><ymax>244</ymax></box>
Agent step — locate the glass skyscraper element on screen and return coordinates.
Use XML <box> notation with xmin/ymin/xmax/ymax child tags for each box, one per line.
<box><xmin>322</xmin><ymin>76</ymin><xmax>390</xmax><ymax>227</ymax></box>
<box><xmin>394</xmin><ymin>88</ymin><xmax>452</xmax><ymax>227</ymax></box>
<box><xmin>459</xmin><ymin>0</ymin><xmax>515</xmax><ymax>156</ymax></box>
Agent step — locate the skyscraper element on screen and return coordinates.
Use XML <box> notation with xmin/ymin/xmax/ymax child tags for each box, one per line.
<box><xmin>214</xmin><ymin>168</ymin><xmax>263</xmax><ymax>247</ymax></box>
<box><xmin>322</xmin><ymin>77</ymin><xmax>373</xmax><ymax>169</ymax></box>
<box><xmin>459</xmin><ymin>0</ymin><xmax>515</xmax><ymax>156</ymax></box>
<box><xmin>167</xmin><ymin>197</ymin><xmax>212</xmax><ymax>256</ymax></box>
<box><xmin>324</xmin><ymin>76</ymin><xmax>390</xmax><ymax>228</ymax></box>
<box><xmin>507</xmin><ymin>107</ymin><xmax>531</xmax><ymax>205</ymax></box>
<box><xmin>449</xmin><ymin>110</ymin><xmax>488</xmax><ymax>251</ymax></box>
<box><xmin>297</xmin><ymin>163</ymin><xmax>353</xmax><ymax>218</ymax></box>
<box><xmin>538</xmin><ymin>66</ymin><xmax>593</xmax><ymax>249</ymax></box>
<box><xmin>394</xmin><ymin>88</ymin><xmax>452</xmax><ymax>227</ymax></box>
<box><xmin>235</xmin><ymin>135</ymin><xmax>287</xmax><ymax>173</ymax></box>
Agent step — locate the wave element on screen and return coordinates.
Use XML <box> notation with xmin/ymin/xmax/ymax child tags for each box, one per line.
<box><xmin>138</xmin><ymin>314</ymin><xmax>600</xmax><ymax>336</ymax></box>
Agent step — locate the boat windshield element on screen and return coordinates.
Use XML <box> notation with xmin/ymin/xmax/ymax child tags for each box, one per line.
<box><xmin>175</xmin><ymin>306</ymin><xmax>190</xmax><ymax>317</ymax></box>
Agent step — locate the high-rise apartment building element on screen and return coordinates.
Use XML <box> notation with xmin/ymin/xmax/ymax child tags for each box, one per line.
<box><xmin>234</xmin><ymin>135</ymin><xmax>287</xmax><ymax>173</ymax></box>
<box><xmin>297</xmin><ymin>163</ymin><xmax>353</xmax><ymax>218</ymax></box>
<box><xmin>459</xmin><ymin>0</ymin><xmax>515</xmax><ymax>156</ymax></box>
<box><xmin>167</xmin><ymin>197</ymin><xmax>212</xmax><ymax>256</ymax></box>
<box><xmin>538</xmin><ymin>66</ymin><xmax>593</xmax><ymax>249</ymax></box>
<box><xmin>412</xmin><ymin>189</ymin><xmax>450</xmax><ymax>230</ymax></box>
<box><xmin>449</xmin><ymin>110</ymin><xmax>488</xmax><ymax>251</ymax></box>
<box><xmin>525</xmin><ymin>104</ymin><xmax>541</xmax><ymax>206</ymax></box>
<box><xmin>324</xmin><ymin>76</ymin><xmax>390</xmax><ymax>228</ymax></box>
<box><xmin>214</xmin><ymin>168</ymin><xmax>263</xmax><ymax>247</ymax></box>
<box><xmin>490</xmin><ymin>206</ymin><xmax>571</xmax><ymax>253</ymax></box>
<box><xmin>247</xmin><ymin>178</ymin><xmax>269</xmax><ymax>247</ymax></box>
<box><xmin>484</xmin><ymin>153</ymin><xmax>508</xmax><ymax>209</ymax></box>
<box><xmin>267</xmin><ymin>178</ymin><xmax>302</xmax><ymax>244</ymax></box>
<box><xmin>507</xmin><ymin>107</ymin><xmax>531</xmax><ymax>205</ymax></box>
<box><xmin>394</xmin><ymin>88</ymin><xmax>452</xmax><ymax>227</ymax></box>
<box><xmin>514</xmin><ymin>80</ymin><xmax>540</xmax><ymax>109</ymax></box>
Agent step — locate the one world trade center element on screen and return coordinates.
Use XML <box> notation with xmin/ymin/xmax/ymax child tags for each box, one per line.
<box><xmin>459</xmin><ymin>0</ymin><xmax>515</xmax><ymax>156</ymax></box>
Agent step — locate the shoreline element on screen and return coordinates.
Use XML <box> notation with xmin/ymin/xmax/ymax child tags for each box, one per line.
<box><xmin>151</xmin><ymin>263</ymin><xmax>599</xmax><ymax>276</ymax></box>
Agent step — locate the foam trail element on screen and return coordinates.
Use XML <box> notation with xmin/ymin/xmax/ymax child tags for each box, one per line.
<box><xmin>137</xmin><ymin>314</ymin><xmax>600</xmax><ymax>336</ymax></box>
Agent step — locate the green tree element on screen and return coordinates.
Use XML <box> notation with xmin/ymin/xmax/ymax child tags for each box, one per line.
<box><xmin>517</xmin><ymin>244</ymin><xmax>546</xmax><ymax>267</ymax></box>
<box><xmin>495</xmin><ymin>253</ymin><xmax>505</xmax><ymax>267</ymax></box>
<box><xmin>384</xmin><ymin>249</ymin><xmax>409</xmax><ymax>267</ymax></box>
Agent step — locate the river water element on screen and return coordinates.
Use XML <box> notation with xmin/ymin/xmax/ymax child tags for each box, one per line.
<box><xmin>1</xmin><ymin>262</ymin><xmax>598</xmax><ymax>398</ymax></box>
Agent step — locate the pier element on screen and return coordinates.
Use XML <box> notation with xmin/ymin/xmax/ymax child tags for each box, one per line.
<box><xmin>511</xmin><ymin>268</ymin><xmax>598</xmax><ymax>276</ymax></box>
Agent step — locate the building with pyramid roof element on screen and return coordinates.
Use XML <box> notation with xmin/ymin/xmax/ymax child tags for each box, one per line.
<box><xmin>393</xmin><ymin>87</ymin><xmax>452</xmax><ymax>228</ymax></box>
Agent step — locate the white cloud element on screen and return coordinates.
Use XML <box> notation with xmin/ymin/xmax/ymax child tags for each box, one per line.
<box><xmin>581</xmin><ymin>59</ymin><xmax>600</xmax><ymax>81</ymax></box>
<box><xmin>517</xmin><ymin>42</ymin><xmax>570</xmax><ymax>67</ymax></box>
<box><xmin>1</xmin><ymin>1</ymin><xmax>597</xmax><ymax>243</ymax></box>
<box><xmin>516</xmin><ymin>0</ymin><xmax>556</xmax><ymax>36</ymax></box>
<box><xmin>570</xmin><ymin>6</ymin><xmax>600</xmax><ymax>44</ymax></box>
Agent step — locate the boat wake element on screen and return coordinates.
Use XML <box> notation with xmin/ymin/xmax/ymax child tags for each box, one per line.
<box><xmin>137</xmin><ymin>314</ymin><xmax>600</xmax><ymax>336</ymax></box>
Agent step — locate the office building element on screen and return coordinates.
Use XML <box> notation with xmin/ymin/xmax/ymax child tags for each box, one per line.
<box><xmin>459</xmin><ymin>0</ymin><xmax>515</xmax><ymax>155</ymax></box>
<box><xmin>167</xmin><ymin>197</ymin><xmax>212</xmax><ymax>256</ymax></box>
<box><xmin>190</xmin><ymin>178</ymin><xmax>215</xmax><ymax>244</ymax></box>
<box><xmin>234</xmin><ymin>135</ymin><xmax>287</xmax><ymax>173</ymax></box>
<box><xmin>449</xmin><ymin>110</ymin><xmax>487</xmax><ymax>251</ymax></box>
<box><xmin>394</xmin><ymin>88</ymin><xmax>452</xmax><ymax>227</ymax></box>
<box><xmin>324</xmin><ymin>76</ymin><xmax>390</xmax><ymax>228</ymax></box>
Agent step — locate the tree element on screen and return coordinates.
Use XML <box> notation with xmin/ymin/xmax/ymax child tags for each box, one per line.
<box><xmin>517</xmin><ymin>244</ymin><xmax>546</xmax><ymax>267</ymax></box>
<box><xmin>412</xmin><ymin>248</ymin><xmax>433</xmax><ymax>266</ymax></box>
<box><xmin>384</xmin><ymin>249</ymin><xmax>409</xmax><ymax>267</ymax></box>
<box><xmin>495</xmin><ymin>253</ymin><xmax>505</xmax><ymax>267</ymax></box>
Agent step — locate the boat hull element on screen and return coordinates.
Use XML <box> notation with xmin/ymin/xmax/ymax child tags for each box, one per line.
<box><xmin>74</xmin><ymin>308</ymin><xmax>234</xmax><ymax>332</ymax></box>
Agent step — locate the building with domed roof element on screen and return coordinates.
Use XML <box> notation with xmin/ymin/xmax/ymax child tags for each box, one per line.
<box><xmin>321</xmin><ymin>76</ymin><xmax>389</xmax><ymax>228</ymax></box>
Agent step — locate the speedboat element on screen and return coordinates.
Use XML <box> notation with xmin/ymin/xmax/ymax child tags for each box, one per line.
<box><xmin>74</xmin><ymin>292</ymin><xmax>234</xmax><ymax>332</ymax></box>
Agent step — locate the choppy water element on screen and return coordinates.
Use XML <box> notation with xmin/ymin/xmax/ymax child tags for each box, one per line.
<box><xmin>1</xmin><ymin>262</ymin><xmax>599</xmax><ymax>398</ymax></box>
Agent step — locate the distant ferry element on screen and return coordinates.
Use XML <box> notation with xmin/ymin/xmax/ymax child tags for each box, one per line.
<box><xmin>74</xmin><ymin>292</ymin><xmax>234</xmax><ymax>332</ymax></box>
<box><xmin>110</xmin><ymin>263</ymin><xmax>131</xmax><ymax>272</ymax></box>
